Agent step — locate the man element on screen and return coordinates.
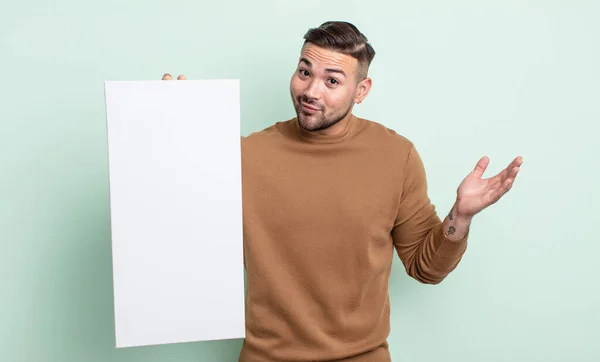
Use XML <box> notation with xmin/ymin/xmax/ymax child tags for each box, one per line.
<box><xmin>162</xmin><ymin>21</ymin><xmax>522</xmax><ymax>362</ymax></box>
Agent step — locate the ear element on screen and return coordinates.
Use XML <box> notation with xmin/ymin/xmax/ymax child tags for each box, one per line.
<box><xmin>354</xmin><ymin>77</ymin><xmax>372</xmax><ymax>104</ymax></box>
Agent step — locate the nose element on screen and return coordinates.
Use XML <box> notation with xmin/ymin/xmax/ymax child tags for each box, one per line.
<box><xmin>303</xmin><ymin>79</ymin><xmax>321</xmax><ymax>102</ymax></box>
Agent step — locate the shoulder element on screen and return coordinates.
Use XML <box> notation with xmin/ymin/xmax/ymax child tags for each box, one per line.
<box><xmin>240</xmin><ymin>119</ymin><xmax>294</xmax><ymax>157</ymax></box>
<box><xmin>242</xmin><ymin>120</ymin><xmax>287</xmax><ymax>141</ymax></box>
<box><xmin>356</xmin><ymin>116</ymin><xmax>416</xmax><ymax>155</ymax></box>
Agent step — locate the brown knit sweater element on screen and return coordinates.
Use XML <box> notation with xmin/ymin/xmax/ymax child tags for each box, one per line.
<box><xmin>238</xmin><ymin>114</ymin><xmax>468</xmax><ymax>361</ymax></box>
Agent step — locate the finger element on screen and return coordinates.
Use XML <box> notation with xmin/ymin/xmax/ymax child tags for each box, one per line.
<box><xmin>502</xmin><ymin>175</ymin><xmax>517</xmax><ymax>193</ymax></box>
<box><xmin>511</xmin><ymin>165</ymin><xmax>520</xmax><ymax>178</ymax></box>
<box><xmin>472</xmin><ymin>156</ymin><xmax>490</xmax><ymax>178</ymax></box>
<box><xmin>497</xmin><ymin>160</ymin><xmax>521</xmax><ymax>183</ymax></box>
<box><xmin>509</xmin><ymin>156</ymin><xmax>523</xmax><ymax>169</ymax></box>
<box><xmin>498</xmin><ymin>168</ymin><xmax>519</xmax><ymax>187</ymax></box>
<box><xmin>488</xmin><ymin>177</ymin><xmax>514</xmax><ymax>203</ymax></box>
<box><xmin>505</xmin><ymin>177</ymin><xmax>515</xmax><ymax>190</ymax></box>
<box><xmin>177</xmin><ymin>74</ymin><xmax>187</xmax><ymax>80</ymax></box>
<box><xmin>162</xmin><ymin>73</ymin><xmax>172</xmax><ymax>80</ymax></box>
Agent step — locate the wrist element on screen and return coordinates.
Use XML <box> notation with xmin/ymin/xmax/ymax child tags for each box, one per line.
<box><xmin>454</xmin><ymin>212</ymin><xmax>473</xmax><ymax>223</ymax></box>
<box><xmin>444</xmin><ymin>202</ymin><xmax>473</xmax><ymax>241</ymax></box>
<box><xmin>452</xmin><ymin>199</ymin><xmax>474</xmax><ymax>222</ymax></box>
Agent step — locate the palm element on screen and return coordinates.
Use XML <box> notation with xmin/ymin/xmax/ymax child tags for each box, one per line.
<box><xmin>455</xmin><ymin>156</ymin><xmax>523</xmax><ymax>218</ymax></box>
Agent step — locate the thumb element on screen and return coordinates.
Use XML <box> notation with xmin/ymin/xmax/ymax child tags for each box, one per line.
<box><xmin>471</xmin><ymin>156</ymin><xmax>489</xmax><ymax>178</ymax></box>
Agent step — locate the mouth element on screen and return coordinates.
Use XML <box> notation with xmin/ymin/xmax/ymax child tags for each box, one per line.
<box><xmin>300</xmin><ymin>102</ymin><xmax>321</xmax><ymax>114</ymax></box>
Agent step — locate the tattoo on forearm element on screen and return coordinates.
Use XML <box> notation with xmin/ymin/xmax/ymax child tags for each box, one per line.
<box><xmin>448</xmin><ymin>226</ymin><xmax>456</xmax><ymax>235</ymax></box>
<box><xmin>448</xmin><ymin>209</ymin><xmax>454</xmax><ymax>221</ymax></box>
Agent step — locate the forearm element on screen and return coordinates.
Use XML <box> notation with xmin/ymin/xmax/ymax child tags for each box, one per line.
<box><xmin>443</xmin><ymin>201</ymin><xmax>472</xmax><ymax>241</ymax></box>
<box><xmin>393</xmin><ymin>146</ymin><xmax>471</xmax><ymax>283</ymax></box>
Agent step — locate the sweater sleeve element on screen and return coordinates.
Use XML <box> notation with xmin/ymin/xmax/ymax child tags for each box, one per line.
<box><xmin>391</xmin><ymin>144</ymin><xmax>468</xmax><ymax>284</ymax></box>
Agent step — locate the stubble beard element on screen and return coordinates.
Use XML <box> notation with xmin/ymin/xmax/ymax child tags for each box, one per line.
<box><xmin>293</xmin><ymin>95</ymin><xmax>354</xmax><ymax>132</ymax></box>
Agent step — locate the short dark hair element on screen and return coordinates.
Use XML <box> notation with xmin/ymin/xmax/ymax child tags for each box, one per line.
<box><xmin>303</xmin><ymin>21</ymin><xmax>376</xmax><ymax>80</ymax></box>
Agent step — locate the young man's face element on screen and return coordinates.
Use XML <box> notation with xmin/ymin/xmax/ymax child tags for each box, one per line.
<box><xmin>290</xmin><ymin>43</ymin><xmax>370</xmax><ymax>133</ymax></box>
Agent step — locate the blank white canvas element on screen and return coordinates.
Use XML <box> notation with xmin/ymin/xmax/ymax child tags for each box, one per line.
<box><xmin>104</xmin><ymin>79</ymin><xmax>245</xmax><ymax>348</ymax></box>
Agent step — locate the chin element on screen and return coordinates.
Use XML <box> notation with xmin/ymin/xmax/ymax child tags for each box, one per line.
<box><xmin>298</xmin><ymin>117</ymin><xmax>330</xmax><ymax>132</ymax></box>
<box><xmin>297</xmin><ymin>117</ymin><xmax>315</xmax><ymax>131</ymax></box>
<box><xmin>299</xmin><ymin>122</ymin><xmax>318</xmax><ymax>132</ymax></box>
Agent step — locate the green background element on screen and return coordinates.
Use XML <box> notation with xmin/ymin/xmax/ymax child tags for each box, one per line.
<box><xmin>2</xmin><ymin>0</ymin><xmax>598</xmax><ymax>361</ymax></box>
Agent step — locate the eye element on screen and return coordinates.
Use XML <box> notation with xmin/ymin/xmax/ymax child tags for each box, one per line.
<box><xmin>328</xmin><ymin>78</ymin><xmax>339</xmax><ymax>85</ymax></box>
<box><xmin>299</xmin><ymin>69</ymin><xmax>310</xmax><ymax>77</ymax></box>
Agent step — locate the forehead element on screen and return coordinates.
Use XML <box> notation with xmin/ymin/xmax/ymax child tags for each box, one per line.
<box><xmin>299</xmin><ymin>43</ymin><xmax>358</xmax><ymax>74</ymax></box>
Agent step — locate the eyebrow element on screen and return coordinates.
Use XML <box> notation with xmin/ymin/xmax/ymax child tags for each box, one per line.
<box><xmin>300</xmin><ymin>57</ymin><xmax>346</xmax><ymax>77</ymax></box>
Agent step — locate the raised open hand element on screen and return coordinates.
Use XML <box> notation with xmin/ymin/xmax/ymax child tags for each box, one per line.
<box><xmin>454</xmin><ymin>156</ymin><xmax>523</xmax><ymax>219</ymax></box>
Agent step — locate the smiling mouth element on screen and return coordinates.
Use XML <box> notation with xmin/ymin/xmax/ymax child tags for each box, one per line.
<box><xmin>300</xmin><ymin>102</ymin><xmax>321</xmax><ymax>113</ymax></box>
